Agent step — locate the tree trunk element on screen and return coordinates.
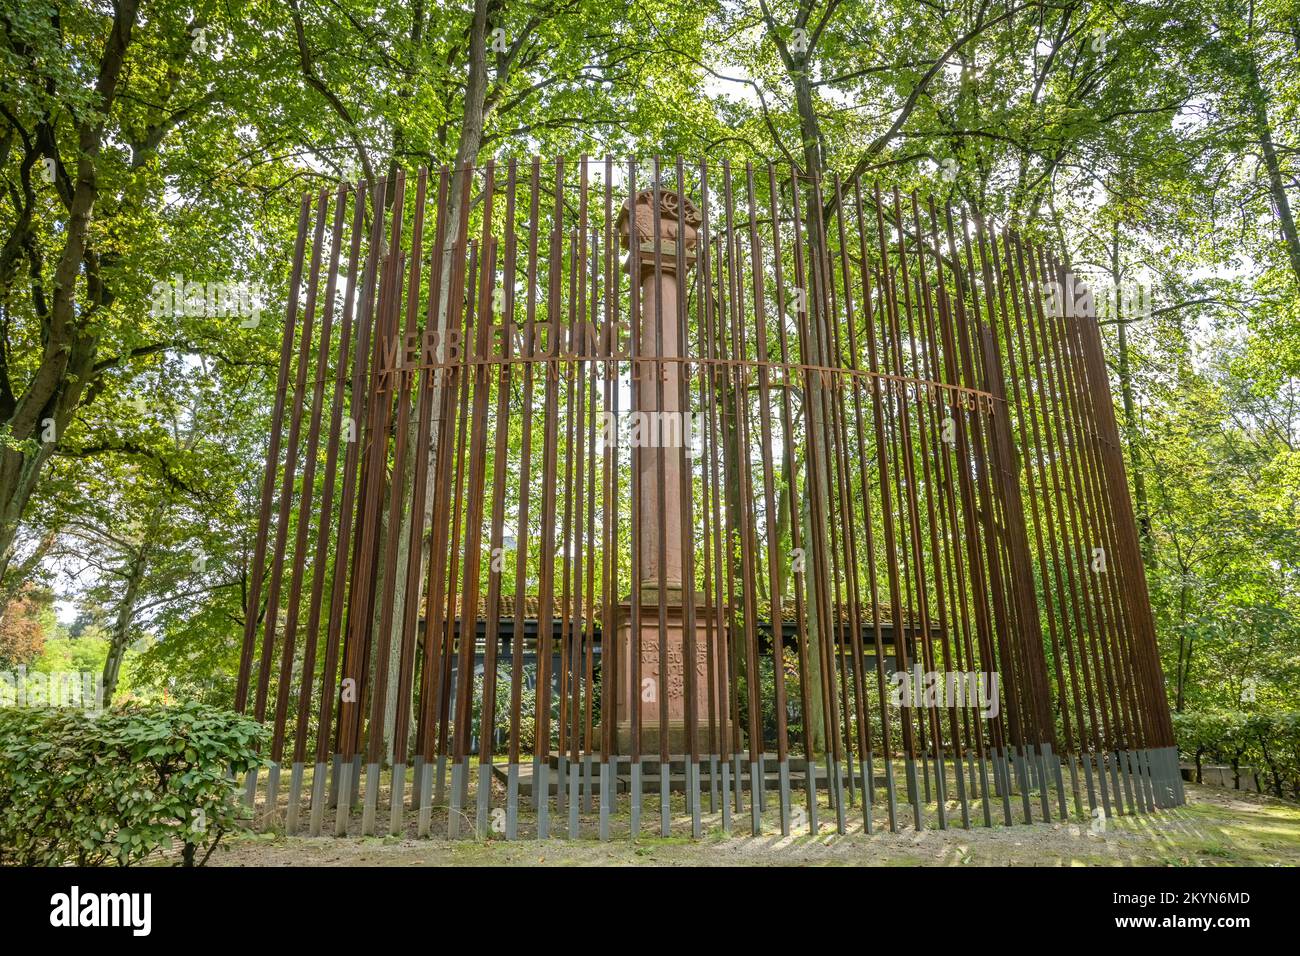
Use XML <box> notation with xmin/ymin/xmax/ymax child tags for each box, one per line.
<box><xmin>1110</xmin><ymin>225</ymin><xmax>1152</xmax><ymax>567</ymax></box>
<box><xmin>1242</xmin><ymin>36</ymin><xmax>1300</xmax><ymax>289</ymax></box>
<box><xmin>103</xmin><ymin>514</ymin><xmax>159</xmax><ymax>704</ymax></box>
<box><xmin>771</xmin><ymin>60</ymin><xmax>838</xmax><ymax>760</ymax></box>
<box><xmin>1176</xmin><ymin>580</ymin><xmax>1192</xmax><ymax>712</ymax></box>
<box><xmin>0</xmin><ymin>0</ymin><xmax>140</xmax><ymax>575</ymax></box>
<box><xmin>382</xmin><ymin>0</ymin><xmax>494</xmax><ymax>759</ymax></box>
<box><xmin>800</xmin><ymin>494</ymin><xmax>826</xmax><ymax>755</ymax></box>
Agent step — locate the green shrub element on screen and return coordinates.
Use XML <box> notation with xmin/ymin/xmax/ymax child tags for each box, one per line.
<box><xmin>1174</xmin><ymin>707</ymin><xmax>1300</xmax><ymax>797</ymax></box>
<box><xmin>0</xmin><ymin>702</ymin><xmax>265</xmax><ymax>866</ymax></box>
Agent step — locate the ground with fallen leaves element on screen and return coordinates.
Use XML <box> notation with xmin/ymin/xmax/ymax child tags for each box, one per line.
<box><xmin>211</xmin><ymin>782</ymin><xmax>1300</xmax><ymax>866</ymax></box>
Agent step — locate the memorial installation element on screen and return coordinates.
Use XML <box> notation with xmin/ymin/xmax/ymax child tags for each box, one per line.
<box><xmin>233</xmin><ymin>156</ymin><xmax>1183</xmax><ymax>840</ymax></box>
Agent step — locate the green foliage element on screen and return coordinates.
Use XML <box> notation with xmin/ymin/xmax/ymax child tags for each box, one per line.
<box><xmin>0</xmin><ymin>702</ymin><xmax>265</xmax><ymax>866</ymax></box>
<box><xmin>472</xmin><ymin>670</ymin><xmax>540</xmax><ymax>756</ymax></box>
<box><xmin>1173</xmin><ymin>707</ymin><xmax>1300</xmax><ymax>799</ymax></box>
<box><xmin>34</xmin><ymin>626</ymin><xmax>110</xmax><ymax>674</ymax></box>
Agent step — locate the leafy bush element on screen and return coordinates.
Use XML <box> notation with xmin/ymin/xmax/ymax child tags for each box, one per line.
<box><xmin>1174</xmin><ymin>707</ymin><xmax>1300</xmax><ymax>798</ymax></box>
<box><xmin>0</xmin><ymin>702</ymin><xmax>264</xmax><ymax>866</ymax></box>
<box><xmin>471</xmin><ymin>668</ymin><xmax>542</xmax><ymax>756</ymax></box>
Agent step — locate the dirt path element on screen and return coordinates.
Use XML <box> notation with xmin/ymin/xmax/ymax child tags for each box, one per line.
<box><xmin>211</xmin><ymin>783</ymin><xmax>1300</xmax><ymax>867</ymax></box>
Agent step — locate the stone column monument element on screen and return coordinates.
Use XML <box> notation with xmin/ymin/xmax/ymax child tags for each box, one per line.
<box><xmin>614</xmin><ymin>188</ymin><xmax>723</xmax><ymax>753</ymax></box>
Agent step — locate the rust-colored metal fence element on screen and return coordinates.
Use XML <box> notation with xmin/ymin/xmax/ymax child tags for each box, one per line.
<box><xmin>234</xmin><ymin>157</ymin><xmax>1181</xmax><ymax>839</ymax></box>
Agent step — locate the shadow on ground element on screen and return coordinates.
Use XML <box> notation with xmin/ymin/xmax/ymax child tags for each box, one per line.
<box><xmin>209</xmin><ymin>783</ymin><xmax>1300</xmax><ymax>867</ymax></box>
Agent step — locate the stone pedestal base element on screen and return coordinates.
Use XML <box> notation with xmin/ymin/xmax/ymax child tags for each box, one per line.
<box><xmin>615</xmin><ymin>593</ymin><xmax>726</xmax><ymax>754</ymax></box>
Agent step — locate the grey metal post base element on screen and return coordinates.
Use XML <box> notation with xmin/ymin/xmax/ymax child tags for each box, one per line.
<box><xmin>285</xmin><ymin>762</ymin><xmax>304</xmax><ymax>834</ymax></box>
<box><xmin>1154</xmin><ymin>747</ymin><xmax>1170</xmax><ymax>807</ymax></box>
<box><xmin>243</xmin><ymin>766</ymin><xmax>259</xmax><ymax>809</ymax></box>
<box><xmin>1111</xmin><ymin>751</ymin><xmax>1126</xmax><ymax>813</ymax></box>
<box><xmin>1149</xmin><ymin>749</ymin><xmax>1163</xmax><ymax>809</ymax></box>
<box><xmin>1080</xmin><ymin>750</ymin><xmax>1098</xmax><ymax>817</ymax></box>
<box><xmin>995</xmin><ymin>753</ymin><xmax>1014</xmax><ymax>826</ymax></box>
<box><xmin>263</xmin><ymin>762</ymin><xmax>281</xmax><ymax>832</ymax></box>
<box><xmin>708</xmin><ymin>755</ymin><xmax>719</xmax><ymax>813</ymax></box>
<box><xmin>416</xmin><ymin>760</ymin><xmax>435</xmax><ymax>837</ymax></box>
<box><xmin>1106</xmin><ymin>751</ymin><xmax>1124</xmax><ymax>815</ymax></box>
<box><xmin>904</xmin><ymin>757</ymin><xmax>923</xmax><ymax>831</ymax></box>
<box><xmin>569</xmin><ymin>762</ymin><xmax>581</xmax><ymax>839</ymax></box>
<box><xmin>598</xmin><ymin>762</ymin><xmax>610</xmax><ymax>841</ymax></box>
<box><xmin>1031</xmin><ymin>746</ymin><xmax>1050</xmax><ymax>822</ymax></box>
<box><xmin>973</xmin><ymin>752</ymin><xmax>991</xmax><ymax>828</ymax></box>
<box><xmin>1091</xmin><ymin>754</ymin><xmax>1112</xmax><ymax>819</ymax></box>
<box><xmin>1133</xmin><ymin>749</ymin><xmax>1149</xmax><ymax>810</ymax></box>
<box><xmin>1066</xmin><ymin>753</ymin><xmax>1083</xmax><ymax>819</ymax></box>
<box><xmin>1140</xmin><ymin>749</ymin><xmax>1158</xmax><ymax>811</ymax></box>
<box><xmin>334</xmin><ymin>763</ymin><xmax>353</xmax><ymax>837</ymax></box>
<box><xmin>506</xmin><ymin>763</ymin><xmax>520</xmax><ymax>839</ymax></box>
<box><xmin>536</xmin><ymin>761</ymin><xmax>550</xmax><ymax>839</ymax></box>
<box><xmin>660</xmin><ymin>768</ymin><xmax>671</xmax><ymax>837</ymax></box>
<box><xmin>884</xmin><ymin>757</ymin><xmax>899</xmax><ymax>832</ymax></box>
<box><xmin>932</xmin><ymin>751</ymin><xmax>948</xmax><ymax>830</ymax></box>
<box><xmin>1012</xmin><ymin>747</ymin><xmax>1032</xmax><ymax>823</ymax></box>
<box><xmin>824</xmin><ymin>754</ymin><xmax>836</xmax><ymax>814</ymax></box>
<box><xmin>582</xmin><ymin>755</ymin><xmax>594</xmax><ymax>814</ymax></box>
<box><xmin>719</xmin><ymin>759</ymin><xmax>731</xmax><ymax>832</ymax></box>
<box><xmin>390</xmin><ymin>763</ymin><xmax>407</xmax><ymax>836</ymax></box>
<box><xmin>1127</xmin><ymin>750</ymin><xmax>1149</xmax><ymax>813</ymax></box>
<box><xmin>1045</xmin><ymin>744</ymin><xmax>1067</xmax><ymax>820</ymax></box>
<box><xmin>1172</xmin><ymin>746</ymin><xmax>1187</xmax><ymax>804</ymax></box>
<box><xmin>361</xmin><ymin>762</ymin><xmax>380</xmax><ymax>835</ymax></box>
<box><xmin>1147</xmin><ymin>748</ymin><xmax>1164</xmax><ymax>808</ymax></box>
<box><xmin>1118</xmin><ymin>750</ymin><xmax>1136</xmax><ymax>811</ymax></box>
<box><xmin>1095</xmin><ymin>754</ymin><xmax>1113</xmax><ymax>817</ymax></box>
<box><xmin>309</xmin><ymin>762</ymin><xmax>328</xmax><ymax>836</ymax></box>
<box><xmin>732</xmin><ymin>754</ymin><xmax>744</xmax><ymax>815</ymax></box>
<box><xmin>805</xmin><ymin>762</ymin><xmax>819</xmax><ymax>835</ymax></box>
<box><xmin>328</xmin><ymin>753</ymin><xmax>341</xmax><ymax>809</ymax></box>
<box><xmin>1151</xmin><ymin>747</ymin><xmax>1182</xmax><ymax>808</ymax></box>
<box><xmin>477</xmin><ymin>763</ymin><xmax>493</xmax><ymax>838</ymax></box>
<box><xmin>1148</xmin><ymin>749</ymin><xmax>1164</xmax><ymax>809</ymax></box>
<box><xmin>1114</xmin><ymin>750</ymin><xmax>1134</xmax><ymax>814</ymax></box>
<box><xmin>1149</xmin><ymin>748</ymin><xmax>1165</xmax><ymax>808</ymax></box>
<box><xmin>629</xmin><ymin>761</ymin><xmax>641</xmax><ymax>836</ymax></box>
<box><xmin>861</xmin><ymin>757</ymin><xmax>875</xmax><ymax>834</ymax></box>
<box><xmin>778</xmin><ymin>759</ymin><xmax>791</xmax><ymax>836</ymax></box>
<box><xmin>832</xmin><ymin>760</ymin><xmax>847</xmax><ymax>834</ymax></box>
<box><xmin>689</xmin><ymin>760</ymin><xmax>702</xmax><ymax>838</ymax></box>
<box><xmin>411</xmin><ymin>756</ymin><xmax>423</xmax><ymax>810</ymax></box>
<box><xmin>949</xmin><ymin>751</ymin><xmax>968</xmax><ymax>830</ymax></box>
<box><xmin>448</xmin><ymin>760</ymin><xmax>465</xmax><ymax>838</ymax></box>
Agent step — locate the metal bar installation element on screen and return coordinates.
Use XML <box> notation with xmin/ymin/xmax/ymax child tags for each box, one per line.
<box><xmin>237</xmin><ymin>158</ymin><xmax>1180</xmax><ymax>839</ymax></box>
